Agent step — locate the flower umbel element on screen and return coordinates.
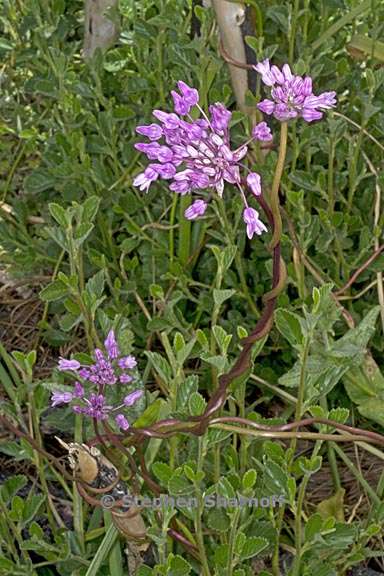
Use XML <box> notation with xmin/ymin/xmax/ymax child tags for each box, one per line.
<box><xmin>255</xmin><ymin>59</ymin><xmax>336</xmax><ymax>122</ymax></box>
<box><xmin>50</xmin><ymin>330</ymin><xmax>143</xmax><ymax>430</ymax></box>
<box><xmin>134</xmin><ymin>81</ymin><xmax>270</xmax><ymax>237</ymax></box>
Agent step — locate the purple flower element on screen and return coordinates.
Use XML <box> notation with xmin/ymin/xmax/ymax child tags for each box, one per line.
<box><xmin>209</xmin><ymin>103</ymin><xmax>232</xmax><ymax>132</ymax></box>
<box><xmin>252</xmin><ymin>122</ymin><xmax>272</xmax><ymax>142</ymax></box>
<box><xmin>52</xmin><ymin>331</ymin><xmax>143</xmax><ymax>430</ymax></box>
<box><xmin>116</xmin><ymin>414</ymin><xmax>130</xmax><ymax>430</ymax></box>
<box><xmin>82</xmin><ymin>393</ymin><xmax>110</xmax><ymax>420</ymax></box>
<box><xmin>133</xmin><ymin>166</ymin><xmax>158</xmax><ymax>192</ymax></box>
<box><xmin>254</xmin><ymin>59</ymin><xmax>337</xmax><ymax>122</ymax></box>
<box><xmin>124</xmin><ymin>390</ymin><xmax>144</xmax><ymax>407</ymax></box>
<box><xmin>74</xmin><ymin>381</ymin><xmax>84</xmax><ymax>398</ymax></box>
<box><xmin>58</xmin><ymin>358</ymin><xmax>81</xmax><ymax>372</ymax></box>
<box><xmin>258</xmin><ymin>99</ymin><xmax>275</xmax><ymax>115</ymax></box>
<box><xmin>134</xmin><ymin>82</ymin><xmax>269</xmax><ymax>237</ymax></box>
<box><xmin>152</xmin><ymin>163</ymin><xmax>176</xmax><ymax>179</ymax></box>
<box><xmin>51</xmin><ymin>391</ymin><xmax>73</xmax><ymax>407</ymax></box>
<box><xmin>171</xmin><ymin>90</ymin><xmax>190</xmax><ymax>115</ymax></box>
<box><xmin>134</xmin><ymin>142</ymin><xmax>161</xmax><ymax>160</ymax></box>
<box><xmin>153</xmin><ymin>110</ymin><xmax>180</xmax><ymax>129</ymax></box>
<box><xmin>104</xmin><ymin>329</ymin><xmax>119</xmax><ymax>360</ymax></box>
<box><xmin>243</xmin><ymin>207</ymin><xmax>268</xmax><ymax>239</ymax></box>
<box><xmin>120</xmin><ymin>374</ymin><xmax>133</xmax><ymax>384</ymax></box>
<box><xmin>178</xmin><ymin>81</ymin><xmax>199</xmax><ymax>107</ymax></box>
<box><xmin>247</xmin><ymin>173</ymin><xmax>261</xmax><ymax>196</ymax></box>
<box><xmin>136</xmin><ymin>124</ymin><xmax>163</xmax><ymax>140</ymax></box>
<box><xmin>118</xmin><ymin>355</ymin><xmax>137</xmax><ymax>370</ymax></box>
<box><xmin>184</xmin><ymin>199</ymin><xmax>207</xmax><ymax>220</ymax></box>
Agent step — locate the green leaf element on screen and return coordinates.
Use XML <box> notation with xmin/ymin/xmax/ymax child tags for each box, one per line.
<box><xmin>176</xmin><ymin>375</ymin><xmax>198</xmax><ymax>410</ymax></box>
<box><xmin>86</xmin><ymin>270</ymin><xmax>105</xmax><ymax>299</ymax></box>
<box><xmin>39</xmin><ymin>280</ymin><xmax>68</xmax><ymax>302</ymax></box>
<box><xmin>240</xmin><ymin>536</ymin><xmax>268</xmax><ymax>560</ymax></box>
<box><xmin>173</xmin><ymin>332</ymin><xmax>185</xmax><ymax>354</ymax></box>
<box><xmin>196</xmin><ymin>329</ymin><xmax>209</xmax><ymax>350</ymax></box>
<box><xmin>49</xmin><ymin>203</ymin><xmax>70</xmax><ymax>228</ymax></box>
<box><xmin>305</xmin><ymin>513</ymin><xmax>324</xmax><ymax>542</ymax></box>
<box><xmin>235</xmin><ymin>531</ymin><xmax>246</xmax><ymax>555</ymax></box>
<box><xmin>207</xmin><ymin>508</ymin><xmax>230</xmax><ymax>532</ymax></box>
<box><xmin>328</xmin><ymin>408</ymin><xmax>349</xmax><ymax>424</ymax></box>
<box><xmin>317</xmin><ymin>488</ymin><xmax>345</xmax><ymax>522</ymax></box>
<box><xmin>263</xmin><ymin>460</ymin><xmax>288</xmax><ymax>497</ymax></box>
<box><xmin>200</xmin><ymin>352</ymin><xmax>227</xmax><ymax>373</ymax></box>
<box><xmin>22</xmin><ymin>495</ymin><xmax>45</xmax><ymax>526</ymax></box>
<box><xmin>275</xmin><ymin>309</ymin><xmax>303</xmax><ymax>349</ymax></box>
<box><xmin>10</xmin><ymin>495</ymin><xmax>24</xmax><ymax>521</ymax></box>
<box><xmin>137</xmin><ymin>567</ymin><xmax>153</xmax><ymax>576</ymax></box>
<box><xmin>214</xmin><ymin>544</ymin><xmax>229</xmax><ymax>567</ymax></box>
<box><xmin>212</xmin><ymin>325</ymin><xmax>232</xmax><ymax>355</ymax></box>
<box><xmin>149</xmin><ymin>283</ymin><xmax>164</xmax><ymax>299</ymax></box>
<box><xmin>168</xmin><ymin>554</ymin><xmax>192</xmax><ymax>576</ymax></box>
<box><xmin>74</xmin><ymin>222</ymin><xmax>94</xmax><ymax>246</ymax></box>
<box><xmin>145</xmin><ymin>351</ymin><xmax>172</xmax><ymax>383</ymax></box>
<box><xmin>0</xmin><ymin>475</ymin><xmax>27</xmax><ymax>503</ymax></box>
<box><xmin>82</xmin><ymin>195</ymin><xmax>100</xmax><ymax>223</ymax></box>
<box><xmin>299</xmin><ymin>455</ymin><xmax>322</xmax><ymax>476</ymax></box>
<box><xmin>152</xmin><ymin>462</ymin><xmax>173</xmax><ymax>485</ymax></box>
<box><xmin>168</xmin><ymin>472</ymin><xmax>194</xmax><ymax>497</ymax></box>
<box><xmin>189</xmin><ymin>391</ymin><xmax>207</xmax><ymax>416</ymax></box>
<box><xmin>242</xmin><ymin>469</ymin><xmax>257</xmax><ymax>491</ymax></box>
<box><xmin>133</xmin><ymin>398</ymin><xmax>164</xmax><ymax>428</ymax></box>
<box><xmin>217</xmin><ymin>477</ymin><xmax>236</xmax><ymax>499</ymax></box>
<box><xmin>213</xmin><ymin>289</ymin><xmax>236</xmax><ymax>307</ymax></box>
<box><xmin>348</xmin><ymin>34</ymin><xmax>384</xmax><ymax>62</ymax></box>
<box><xmin>175</xmin><ymin>334</ymin><xmax>196</xmax><ymax>366</ymax></box>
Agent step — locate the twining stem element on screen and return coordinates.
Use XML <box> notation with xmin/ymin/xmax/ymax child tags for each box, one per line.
<box><xmin>270</xmin><ymin>122</ymin><xmax>288</xmax><ymax>248</ymax></box>
<box><xmin>207</xmin><ymin>424</ymin><xmax>373</xmax><ymax>443</ymax></box>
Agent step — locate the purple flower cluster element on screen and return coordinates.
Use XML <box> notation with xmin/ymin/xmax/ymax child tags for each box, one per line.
<box><xmin>254</xmin><ymin>59</ymin><xmax>336</xmax><ymax>122</ymax></box>
<box><xmin>51</xmin><ymin>330</ymin><xmax>143</xmax><ymax>431</ymax></box>
<box><xmin>133</xmin><ymin>81</ymin><xmax>271</xmax><ymax>239</ymax></box>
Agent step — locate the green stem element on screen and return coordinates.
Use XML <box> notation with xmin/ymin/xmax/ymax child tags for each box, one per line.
<box><xmin>227</xmin><ymin>506</ymin><xmax>241</xmax><ymax>576</ymax></box>
<box><xmin>179</xmin><ymin>195</ymin><xmax>191</xmax><ymax>265</ymax></box>
<box><xmin>169</xmin><ymin>195</ymin><xmax>177</xmax><ymax>267</ymax></box>
<box><xmin>273</xmin><ymin>335</ymin><xmax>310</xmax><ymax>575</ymax></box>
<box><xmin>74</xmin><ymin>414</ymin><xmax>85</xmax><ymax>552</ymax></box>
<box><xmin>291</xmin><ymin>337</ymin><xmax>311</xmax><ymax>456</ymax></box>
<box><xmin>291</xmin><ymin>474</ymin><xmax>310</xmax><ymax>576</ymax></box>
<box><xmin>28</xmin><ymin>387</ymin><xmax>58</xmax><ymax>530</ymax></box>
<box><xmin>104</xmin><ymin>512</ymin><xmax>123</xmax><ymax>576</ymax></box>
<box><xmin>194</xmin><ymin>437</ymin><xmax>211</xmax><ymax>576</ymax></box>
<box><xmin>328</xmin><ymin>138</ymin><xmax>335</xmax><ymax>216</ymax></box>
<box><xmin>288</xmin><ymin>0</ymin><xmax>300</xmax><ymax>63</ymax></box>
<box><xmin>332</xmin><ymin>444</ymin><xmax>381</xmax><ymax>506</ymax></box>
<box><xmin>292</xmin><ymin>440</ymin><xmax>322</xmax><ymax>576</ymax></box>
<box><xmin>270</xmin><ymin>122</ymin><xmax>288</xmax><ymax>248</ymax></box>
<box><xmin>217</xmin><ymin>198</ymin><xmax>259</xmax><ymax>317</ymax></box>
<box><xmin>320</xmin><ymin>396</ymin><xmax>341</xmax><ymax>490</ymax></box>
